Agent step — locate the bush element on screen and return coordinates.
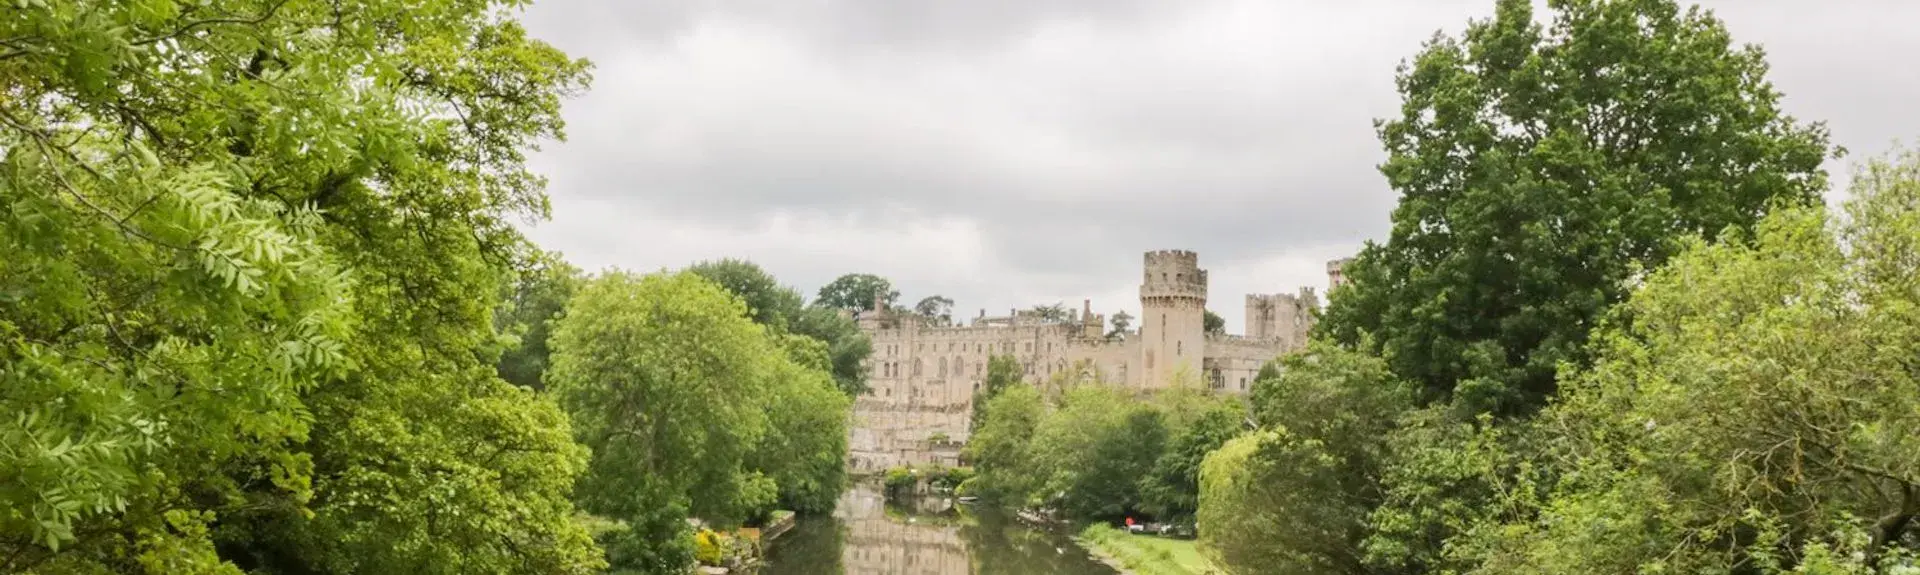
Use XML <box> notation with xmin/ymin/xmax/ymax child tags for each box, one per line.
<box><xmin>693</xmin><ymin>529</ymin><xmax>726</xmax><ymax>566</ymax></box>
<box><xmin>882</xmin><ymin>467</ymin><xmax>918</xmax><ymax>499</ymax></box>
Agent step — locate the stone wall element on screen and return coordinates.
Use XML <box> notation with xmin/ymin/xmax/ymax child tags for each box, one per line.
<box><xmin>847</xmin><ymin>250</ymin><xmax>1347</xmax><ymax>472</ymax></box>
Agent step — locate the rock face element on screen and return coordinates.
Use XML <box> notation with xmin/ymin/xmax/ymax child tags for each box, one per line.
<box><xmin>847</xmin><ymin>250</ymin><xmax>1344</xmax><ymax>473</ymax></box>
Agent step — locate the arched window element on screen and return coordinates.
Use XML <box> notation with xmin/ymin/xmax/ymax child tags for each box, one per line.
<box><xmin>913</xmin><ymin>358</ymin><xmax>923</xmax><ymax>376</ymax></box>
<box><xmin>939</xmin><ymin>357</ymin><xmax>948</xmax><ymax>377</ymax></box>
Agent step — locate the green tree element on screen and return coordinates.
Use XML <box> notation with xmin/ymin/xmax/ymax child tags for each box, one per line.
<box><xmin>962</xmin><ymin>385</ymin><xmax>1048</xmax><ymax>505</ymax></box>
<box><xmin>494</xmin><ymin>250</ymin><xmax>582</xmax><ymax>390</ymax></box>
<box><xmin>1107</xmin><ymin>310</ymin><xmax>1134</xmax><ymax>338</ymax></box>
<box><xmin>1317</xmin><ymin>0</ymin><xmax>1837</xmax><ymax>416</ymax></box>
<box><xmin>751</xmin><ymin>350</ymin><xmax>852</xmax><ymax>515</ymax></box>
<box><xmin>1202</xmin><ymin>342</ymin><xmax>1413</xmax><ymax>574</ymax></box>
<box><xmin>547</xmin><ymin>271</ymin><xmax>781</xmax><ymax>571</ymax></box>
<box><xmin>1028</xmin><ymin>302</ymin><xmax>1072</xmax><ymax>323</ymax></box>
<box><xmin>687</xmin><ymin>259</ymin><xmax>872</xmax><ymax>397</ymax></box>
<box><xmin>1448</xmin><ymin>147</ymin><xmax>1920</xmax><ymax>573</ymax></box>
<box><xmin>1139</xmin><ymin>397</ymin><xmax>1245</xmax><ymax>524</ymax></box>
<box><xmin>969</xmin><ymin>355</ymin><xmax>1025</xmax><ymax>431</ymax></box>
<box><xmin>791</xmin><ymin>305</ymin><xmax>874</xmax><ymax>396</ymax></box>
<box><xmin>914</xmin><ymin>295</ymin><xmax>955</xmax><ymax>324</ymax></box>
<box><xmin>686</xmin><ymin>258</ymin><xmax>805</xmax><ymax>327</ymax></box>
<box><xmin>1203</xmin><ymin>310</ymin><xmax>1226</xmax><ymax>336</ymax></box>
<box><xmin>1030</xmin><ymin>386</ymin><xmax>1167</xmax><ymax>520</ymax></box>
<box><xmin>814</xmin><ymin>273</ymin><xmax>898</xmax><ymax>312</ymax></box>
<box><xmin>0</xmin><ymin>0</ymin><xmax>600</xmax><ymax>572</ymax></box>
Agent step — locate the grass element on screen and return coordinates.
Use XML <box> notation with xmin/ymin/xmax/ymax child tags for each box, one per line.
<box><xmin>1076</xmin><ymin>524</ymin><xmax>1222</xmax><ymax>575</ymax></box>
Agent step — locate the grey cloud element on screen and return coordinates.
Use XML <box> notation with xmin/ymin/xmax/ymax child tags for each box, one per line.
<box><xmin>519</xmin><ymin>0</ymin><xmax>1920</xmax><ymax>332</ymax></box>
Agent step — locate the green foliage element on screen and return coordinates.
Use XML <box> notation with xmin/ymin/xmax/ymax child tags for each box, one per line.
<box><xmin>686</xmin><ymin>258</ymin><xmax>806</xmax><ymax>328</ymax></box>
<box><xmin>1108</xmin><ymin>310</ymin><xmax>1135</xmax><ymax>338</ymax></box>
<box><xmin>1140</xmin><ymin>398</ymin><xmax>1246</xmax><ymax>524</ymax></box>
<box><xmin>1030</xmin><ymin>386</ymin><xmax>1168</xmax><ymax>520</ymax></box>
<box><xmin>969</xmin><ymin>354</ymin><xmax>1025</xmax><ymax>430</ymax></box>
<box><xmin>752</xmin><ymin>359</ymin><xmax>851</xmax><ymax>514</ymax></box>
<box><xmin>1201</xmin><ymin>343</ymin><xmax>1412</xmax><ymax>574</ymax></box>
<box><xmin>689</xmin><ymin>259</ymin><xmax>873</xmax><ymax>396</ymax></box>
<box><xmin>814</xmin><ymin>273</ymin><xmax>898</xmax><ymax>312</ymax></box>
<box><xmin>963</xmin><ymin>384</ymin><xmax>1048</xmax><ymax>505</ymax></box>
<box><xmin>494</xmin><ymin>250</ymin><xmax>582</xmax><ymax>390</ymax></box>
<box><xmin>791</xmin><ymin>304</ymin><xmax>874</xmax><ymax>396</ymax></box>
<box><xmin>914</xmin><ymin>295</ymin><xmax>955</xmax><ymax>324</ymax></box>
<box><xmin>1317</xmin><ymin>0</ymin><xmax>1837</xmax><ymax>417</ymax></box>
<box><xmin>1202</xmin><ymin>310</ymin><xmax>1225</xmax><ymax>336</ymax></box>
<box><xmin>549</xmin><ymin>270</ymin><xmax>849</xmax><ymax>570</ymax></box>
<box><xmin>1446</xmin><ymin>146</ymin><xmax>1920</xmax><ymax>573</ymax></box>
<box><xmin>882</xmin><ymin>467</ymin><xmax>919</xmax><ymax>500</ymax></box>
<box><xmin>0</xmin><ymin>0</ymin><xmax>602</xmax><ymax>572</ymax></box>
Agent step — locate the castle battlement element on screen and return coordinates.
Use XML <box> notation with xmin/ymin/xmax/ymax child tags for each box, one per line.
<box><xmin>847</xmin><ymin>249</ymin><xmax>1347</xmax><ymax>473</ymax></box>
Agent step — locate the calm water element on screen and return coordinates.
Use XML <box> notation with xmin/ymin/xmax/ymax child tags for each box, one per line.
<box><xmin>762</xmin><ymin>483</ymin><xmax>1118</xmax><ymax>575</ymax></box>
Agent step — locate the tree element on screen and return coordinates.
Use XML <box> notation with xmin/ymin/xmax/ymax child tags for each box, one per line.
<box><xmin>547</xmin><ymin>271</ymin><xmax>782</xmax><ymax>571</ymax></box>
<box><xmin>1202</xmin><ymin>342</ymin><xmax>1413</xmax><ymax>574</ymax></box>
<box><xmin>1030</xmin><ymin>386</ymin><xmax>1167</xmax><ymax>521</ymax></box>
<box><xmin>1203</xmin><ymin>310</ymin><xmax>1226</xmax><ymax>336</ymax></box>
<box><xmin>1108</xmin><ymin>310</ymin><xmax>1135</xmax><ymax>338</ymax></box>
<box><xmin>1140</xmin><ymin>397</ymin><xmax>1245</xmax><ymax>524</ymax></box>
<box><xmin>1317</xmin><ymin>0</ymin><xmax>1837</xmax><ymax>417</ymax></box>
<box><xmin>814</xmin><ymin>273</ymin><xmax>898</xmax><ymax>312</ymax></box>
<box><xmin>495</xmin><ymin>250</ymin><xmax>583</xmax><ymax>390</ymax></box>
<box><xmin>750</xmin><ymin>345</ymin><xmax>852</xmax><ymax>516</ymax></box>
<box><xmin>686</xmin><ymin>259</ymin><xmax>873</xmax><ymax>396</ymax></box>
<box><xmin>1029</xmin><ymin>302</ymin><xmax>1072</xmax><ymax>323</ymax></box>
<box><xmin>686</xmin><ymin>259</ymin><xmax>806</xmax><ymax>328</ymax></box>
<box><xmin>1446</xmin><ymin>147</ymin><xmax>1920</xmax><ymax>573</ymax></box>
<box><xmin>962</xmin><ymin>385</ymin><xmax>1048</xmax><ymax>505</ymax></box>
<box><xmin>791</xmin><ymin>305</ymin><xmax>874</xmax><ymax>397</ymax></box>
<box><xmin>970</xmin><ymin>355</ymin><xmax>1025</xmax><ymax>431</ymax></box>
<box><xmin>914</xmin><ymin>295</ymin><xmax>955</xmax><ymax>325</ymax></box>
<box><xmin>0</xmin><ymin>0</ymin><xmax>601</xmax><ymax>572</ymax></box>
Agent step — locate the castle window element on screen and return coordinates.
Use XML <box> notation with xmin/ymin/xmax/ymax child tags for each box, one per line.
<box><xmin>1240</xmin><ymin>377</ymin><xmax>1248</xmax><ymax>390</ymax></box>
<box><xmin>939</xmin><ymin>357</ymin><xmax>948</xmax><ymax>376</ymax></box>
<box><xmin>1177</xmin><ymin>341</ymin><xmax>1183</xmax><ymax>356</ymax></box>
<box><xmin>1177</xmin><ymin>273</ymin><xmax>1183</xmax><ymax>282</ymax></box>
<box><xmin>913</xmin><ymin>358</ymin><xmax>922</xmax><ymax>376</ymax></box>
<box><xmin>1024</xmin><ymin>342</ymin><xmax>1031</xmax><ymax>353</ymax></box>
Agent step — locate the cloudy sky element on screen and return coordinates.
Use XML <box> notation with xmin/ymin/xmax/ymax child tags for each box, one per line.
<box><xmin>515</xmin><ymin>0</ymin><xmax>1920</xmax><ymax>335</ymax></box>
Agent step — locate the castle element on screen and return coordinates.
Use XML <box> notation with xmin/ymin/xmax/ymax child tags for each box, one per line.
<box><xmin>848</xmin><ymin>250</ymin><xmax>1343</xmax><ymax>472</ymax></box>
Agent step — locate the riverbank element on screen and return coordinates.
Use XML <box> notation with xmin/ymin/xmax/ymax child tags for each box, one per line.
<box><xmin>1074</xmin><ymin>524</ymin><xmax>1221</xmax><ymax>575</ymax></box>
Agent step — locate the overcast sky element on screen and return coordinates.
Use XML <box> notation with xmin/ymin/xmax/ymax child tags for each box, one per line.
<box><xmin>515</xmin><ymin>0</ymin><xmax>1920</xmax><ymax>335</ymax></box>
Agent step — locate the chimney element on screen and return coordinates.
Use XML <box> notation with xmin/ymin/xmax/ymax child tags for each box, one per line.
<box><xmin>1082</xmin><ymin>299</ymin><xmax>1092</xmax><ymax>322</ymax></box>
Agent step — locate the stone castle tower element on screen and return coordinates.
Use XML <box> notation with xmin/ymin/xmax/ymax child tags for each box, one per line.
<box><xmin>1138</xmin><ymin>250</ymin><xmax>1207</xmax><ymax>386</ymax></box>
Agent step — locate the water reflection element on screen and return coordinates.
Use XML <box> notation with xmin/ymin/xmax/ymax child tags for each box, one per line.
<box><xmin>764</xmin><ymin>483</ymin><xmax>1117</xmax><ymax>575</ymax></box>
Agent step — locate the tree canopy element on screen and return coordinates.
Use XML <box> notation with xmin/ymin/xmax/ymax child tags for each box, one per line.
<box><xmin>0</xmin><ymin>0</ymin><xmax>602</xmax><ymax>572</ymax></box>
<box><xmin>814</xmin><ymin>273</ymin><xmax>898</xmax><ymax>312</ymax></box>
<box><xmin>1317</xmin><ymin>0</ymin><xmax>1837</xmax><ymax>417</ymax></box>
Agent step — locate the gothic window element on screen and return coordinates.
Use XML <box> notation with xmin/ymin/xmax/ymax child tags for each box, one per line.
<box><xmin>939</xmin><ymin>357</ymin><xmax>948</xmax><ymax>377</ymax></box>
<box><xmin>913</xmin><ymin>358</ymin><xmax>922</xmax><ymax>376</ymax></box>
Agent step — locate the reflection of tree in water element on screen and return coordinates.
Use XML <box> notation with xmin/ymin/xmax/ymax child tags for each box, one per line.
<box><xmin>760</xmin><ymin>515</ymin><xmax>845</xmax><ymax>575</ymax></box>
<box><xmin>764</xmin><ymin>483</ymin><xmax>1114</xmax><ymax>574</ymax></box>
<box><xmin>958</xmin><ymin>507</ymin><xmax>1116</xmax><ymax>575</ymax></box>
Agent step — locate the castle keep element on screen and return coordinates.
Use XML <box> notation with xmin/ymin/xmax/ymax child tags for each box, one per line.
<box><xmin>848</xmin><ymin>250</ymin><xmax>1340</xmax><ymax>472</ymax></box>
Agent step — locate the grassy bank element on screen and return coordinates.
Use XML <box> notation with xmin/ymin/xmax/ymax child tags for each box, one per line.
<box><xmin>1075</xmin><ymin>524</ymin><xmax>1221</xmax><ymax>575</ymax></box>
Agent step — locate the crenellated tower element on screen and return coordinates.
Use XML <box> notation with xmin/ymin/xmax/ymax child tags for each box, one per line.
<box><xmin>1139</xmin><ymin>250</ymin><xmax>1207</xmax><ymax>388</ymax></box>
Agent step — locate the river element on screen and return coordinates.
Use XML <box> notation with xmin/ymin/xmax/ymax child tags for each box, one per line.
<box><xmin>762</xmin><ymin>482</ymin><xmax>1119</xmax><ymax>574</ymax></box>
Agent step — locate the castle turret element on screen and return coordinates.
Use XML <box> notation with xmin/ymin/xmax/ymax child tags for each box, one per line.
<box><xmin>1139</xmin><ymin>250</ymin><xmax>1207</xmax><ymax>388</ymax></box>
